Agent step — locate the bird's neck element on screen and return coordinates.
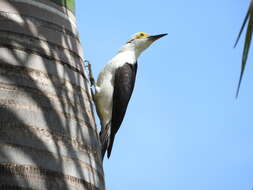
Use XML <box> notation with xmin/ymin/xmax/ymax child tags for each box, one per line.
<box><xmin>116</xmin><ymin>43</ymin><xmax>142</xmax><ymax>64</ymax></box>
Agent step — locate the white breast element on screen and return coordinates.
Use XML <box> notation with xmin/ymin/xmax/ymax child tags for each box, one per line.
<box><xmin>94</xmin><ymin>50</ymin><xmax>136</xmax><ymax>128</ymax></box>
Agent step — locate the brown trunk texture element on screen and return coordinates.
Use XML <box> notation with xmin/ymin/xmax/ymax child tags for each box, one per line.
<box><xmin>0</xmin><ymin>0</ymin><xmax>105</xmax><ymax>189</ymax></box>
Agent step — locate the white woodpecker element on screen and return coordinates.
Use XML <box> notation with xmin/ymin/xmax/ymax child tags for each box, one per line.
<box><xmin>93</xmin><ymin>32</ymin><xmax>167</xmax><ymax>160</ymax></box>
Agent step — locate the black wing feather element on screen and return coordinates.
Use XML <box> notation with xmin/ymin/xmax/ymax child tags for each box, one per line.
<box><xmin>107</xmin><ymin>63</ymin><xmax>138</xmax><ymax>158</ymax></box>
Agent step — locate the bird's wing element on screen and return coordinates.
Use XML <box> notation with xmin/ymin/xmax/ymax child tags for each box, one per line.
<box><xmin>107</xmin><ymin>62</ymin><xmax>138</xmax><ymax>158</ymax></box>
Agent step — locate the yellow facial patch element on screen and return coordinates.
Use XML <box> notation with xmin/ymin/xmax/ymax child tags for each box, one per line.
<box><xmin>135</xmin><ymin>32</ymin><xmax>150</xmax><ymax>39</ymax></box>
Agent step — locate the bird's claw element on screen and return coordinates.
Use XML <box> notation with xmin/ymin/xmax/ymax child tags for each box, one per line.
<box><xmin>84</xmin><ymin>60</ymin><xmax>95</xmax><ymax>87</ymax></box>
<box><xmin>88</xmin><ymin>64</ymin><xmax>96</xmax><ymax>87</ymax></box>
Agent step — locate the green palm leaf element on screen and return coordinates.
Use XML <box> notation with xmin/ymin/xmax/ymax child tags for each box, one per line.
<box><xmin>235</xmin><ymin>1</ymin><xmax>253</xmax><ymax>98</ymax></box>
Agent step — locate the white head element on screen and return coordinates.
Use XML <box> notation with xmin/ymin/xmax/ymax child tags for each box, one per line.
<box><xmin>120</xmin><ymin>32</ymin><xmax>167</xmax><ymax>58</ymax></box>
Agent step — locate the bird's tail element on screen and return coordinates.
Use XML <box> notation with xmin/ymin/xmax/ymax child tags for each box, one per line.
<box><xmin>106</xmin><ymin>135</ymin><xmax>115</xmax><ymax>158</ymax></box>
<box><xmin>100</xmin><ymin>122</ymin><xmax>111</xmax><ymax>160</ymax></box>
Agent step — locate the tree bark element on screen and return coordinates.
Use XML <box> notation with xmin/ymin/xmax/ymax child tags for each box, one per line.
<box><xmin>0</xmin><ymin>0</ymin><xmax>105</xmax><ymax>189</ymax></box>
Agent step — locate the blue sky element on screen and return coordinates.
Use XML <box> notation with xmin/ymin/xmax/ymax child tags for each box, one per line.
<box><xmin>76</xmin><ymin>1</ymin><xmax>253</xmax><ymax>190</ymax></box>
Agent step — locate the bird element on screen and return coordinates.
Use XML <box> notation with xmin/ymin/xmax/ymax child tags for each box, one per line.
<box><xmin>93</xmin><ymin>32</ymin><xmax>167</xmax><ymax>160</ymax></box>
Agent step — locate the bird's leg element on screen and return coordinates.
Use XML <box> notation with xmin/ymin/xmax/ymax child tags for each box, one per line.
<box><xmin>84</xmin><ymin>60</ymin><xmax>96</xmax><ymax>102</ymax></box>
<box><xmin>87</xmin><ymin>62</ymin><xmax>95</xmax><ymax>87</ymax></box>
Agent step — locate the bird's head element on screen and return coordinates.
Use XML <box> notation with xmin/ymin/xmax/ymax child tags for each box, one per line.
<box><xmin>125</xmin><ymin>32</ymin><xmax>167</xmax><ymax>57</ymax></box>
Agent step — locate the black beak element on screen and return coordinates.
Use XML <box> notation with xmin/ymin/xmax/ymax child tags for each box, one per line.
<box><xmin>148</xmin><ymin>33</ymin><xmax>168</xmax><ymax>41</ymax></box>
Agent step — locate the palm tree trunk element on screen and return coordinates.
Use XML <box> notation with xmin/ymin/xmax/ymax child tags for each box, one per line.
<box><xmin>0</xmin><ymin>0</ymin><xmax>105</xmax><ymax>189</ymax></box>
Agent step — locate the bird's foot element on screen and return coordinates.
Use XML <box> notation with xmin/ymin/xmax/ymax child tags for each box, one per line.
<box><xmin>84</xmin><ymin>60</ymin><xmax>96</xmax><ymax>102</ymax></box>
<box><xmin>84</xmin><ymin>60</ymin><xmax>95</xmax><ymax>87</ymax></box>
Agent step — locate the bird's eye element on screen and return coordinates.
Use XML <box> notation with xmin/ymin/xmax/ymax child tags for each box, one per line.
<box><xmin>140</xmin><ymin>33</ymin><xmax>144</xmax><ymax>37</ymax></box>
